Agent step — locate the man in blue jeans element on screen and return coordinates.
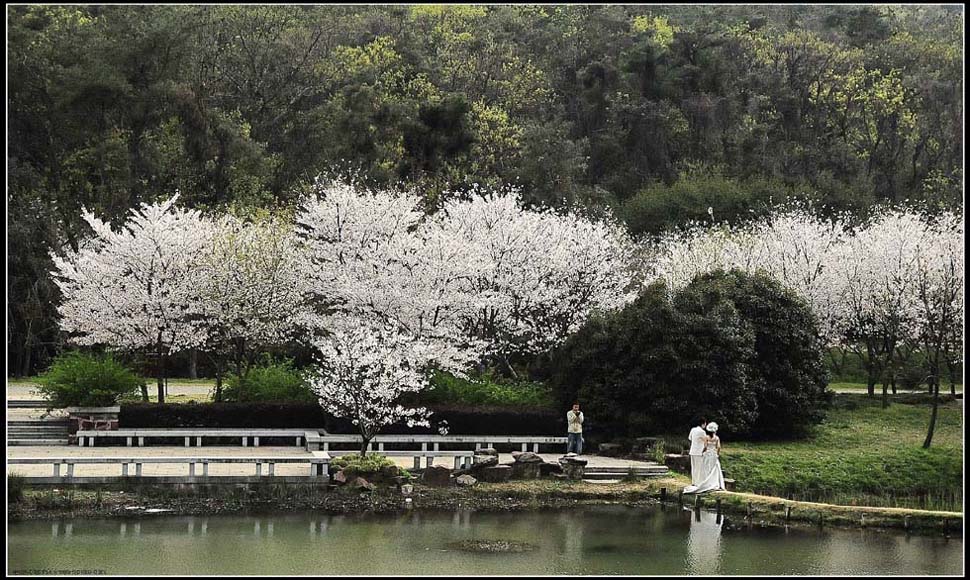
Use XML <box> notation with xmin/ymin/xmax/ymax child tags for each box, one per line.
<box><xmin>566</xmin><ymin>402</ymin><xmax>584</xmax><ymax>455</ymax></box>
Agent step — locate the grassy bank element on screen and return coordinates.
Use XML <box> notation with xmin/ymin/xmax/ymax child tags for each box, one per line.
<box><xmin>714</xmin><ymin>393</ymin><xmax>962</xmax><ymax>511</ymax></box>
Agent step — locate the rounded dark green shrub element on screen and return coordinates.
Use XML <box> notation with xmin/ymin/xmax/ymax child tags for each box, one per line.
<box><xmin>687</xmin><ymin>270</ymin><xmax>831</xmax><ymax>437</ymax></box>
<box><xmin>222</xmin><ymin>358</ymin><xmax>315</xmax><ymax>403</ymax></box>
<box><xmin>547</xmin><ymin>269</ymin><xmax>830</xmax><ymax>439</ymax></box>
<box><xmin>37</xmin><ymin>351</ymin><xmax>144</xmax><ymax>407</ymax></box>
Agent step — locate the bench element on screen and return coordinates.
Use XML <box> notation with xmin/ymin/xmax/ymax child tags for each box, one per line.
<box><xmin>305</xmin><ymin>433</ymin><xmax>567</xmax><ymax>454</ymax></box>
<box><xmin>74</xmin><ymin>429</ymin><xmax>310</xmax><ymax>448</ymax></box>
<box><xmin>8</xmin><ymin>454</ymin><xmax>331</xmax><ymax>479</ymax></box>
<box><xmin>311</xmin><ymin>434</ymin><xmax>568</xmax><ymax>470</ymax></box>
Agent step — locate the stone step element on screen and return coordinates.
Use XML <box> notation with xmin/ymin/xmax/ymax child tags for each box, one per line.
<box><xmin>7</xmin><ymin>400</ymin><xmax>49</xmax><ymax>408</ymax></box>
<box><xmin>7</xmin><ymin>438</ymin><xmax>70</xmax><ymax>446</ymax></box>
<box><xmin>8</xmin><ymin>430</ymin><xmax>69</xmax><ymax>436</ymax></box>
<box><xmin>584</xmin><ymin>466</ymin><xmax>668</xmax><ymax>474</ymax></box>
<box><xmin>581</xmin><ymin>471</ymin><xmax>668</xmax><ymax>480</ymax></box>
<box><xmin>8</xmin><ymin>428</ymin><xmax>69</xmax><ymax>435</ymax></box>
<box><xmin>8</xmin><ymin>420</ymin><xmax>70</xmax><ymax>426</ymax></box>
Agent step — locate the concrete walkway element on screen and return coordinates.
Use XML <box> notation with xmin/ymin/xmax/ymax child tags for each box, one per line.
<box><xmin>6</xmin><ymin>445</ymin><xmax>657</xmax><ymax>478</ymax></box>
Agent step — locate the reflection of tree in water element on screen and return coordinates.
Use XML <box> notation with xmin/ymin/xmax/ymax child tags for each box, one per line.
<box><xmin>557</xmin><ymin>508</ymin><xmax>585</xmax><ymax>566</ymax></box>
<box><xmin>685</xmin><ymin>508</ymin><xmax>723</xmax><ymax>575</ymax></box>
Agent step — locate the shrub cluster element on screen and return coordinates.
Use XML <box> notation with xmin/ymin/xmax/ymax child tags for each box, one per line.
<box><xmin>121</xmin><ymin>402</ymin><xmax>328</xmax><ymax>428</ymax></box>
<box><xmin>330</xmin><ymin>454</ymin><xmax>395</xmax><ymax>475</ymax></box>
<box><xmin>222</xmin><ymin>358</ymin><xmax>316</xmax><ymax>403</ymax></box>
<box><xmin>422</xmin><ymin>370</ymin><xmax>554</xmax><ymax>407</ymax></box>
<box><xmin>37</xmin><ymin>351</ymin><xmax>144</xmax><ymax>407</ymax></box>
<box><xmin>547</xmin><ymin>270</ymin><xmax>831</xmax><ymax>440</ymax></box>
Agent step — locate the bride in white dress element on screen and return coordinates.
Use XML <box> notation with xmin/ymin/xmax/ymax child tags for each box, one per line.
<box><xmin>683</xmin><ymin>422</ymin><xmax>725</xmax><ymax>494</ymax></box>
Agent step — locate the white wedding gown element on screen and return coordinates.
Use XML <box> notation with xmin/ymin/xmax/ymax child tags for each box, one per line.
<box><xmin>683</xmin><ymin>438</ymin><xmax>725</xmax><ymax>494</ymax></box>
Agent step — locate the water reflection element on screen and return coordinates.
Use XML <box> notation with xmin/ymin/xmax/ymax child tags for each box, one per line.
<box><xmin>685</xmin><ymin>508</ymin><xmax>722</xmax><ymax>575</ymax></box>
<box><xmin>9</xmin><ymin>506</ymin><xmax>963</xmax><ymax>576</ymax></box>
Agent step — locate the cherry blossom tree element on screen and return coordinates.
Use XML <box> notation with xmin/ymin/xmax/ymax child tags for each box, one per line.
<box><xmin>297</xmin><ymin>180</ymin><xmax>638</xmax><ymax>374</ymax></box>
<box><xmin>306</xmin><ymin>318</ymin><xmax>444</xmax><ymax>456</ymax></box>
<box><xmin>194</xmin><ymin>212</ymin><xmax>312</xmax><ymax>400</ymax></box>
<box><xmin>50</xmin><ymin>195</ymin><xmax>212</xmax><ymax>403</ymax></box>
<box><xmin>913</xmin><ymin>212</ymin><xmax>963</xmax><ymax>447</ymax></box>
<box><xmin>837</xmin><ymin>210</ymin><xmax>930</xmax><ymax>402</ymax></box>
<box><xmin>650</xmin><ymin>204</ymin><xmax>964</xmax><ymax>406</ymax></box>
<box><xmin>652</xmin><ymin>206</ymin><xmax>850</xmax><ymax>346</ymax></box>
<box><xmin>438</xmin><ymin>189</ymin><xmax>638</xmax><ymax>371</ymax></box>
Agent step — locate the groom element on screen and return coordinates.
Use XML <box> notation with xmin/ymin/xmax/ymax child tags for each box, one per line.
<box><xmin>687</xmin><ymin>416</ymin><xmax>708</xmax><ymax>485</ymax></box>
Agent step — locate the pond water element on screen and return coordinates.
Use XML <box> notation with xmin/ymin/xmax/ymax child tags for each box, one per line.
<box><xmin>8</xmin><ymin>505</ymin><xmax>962</xmax><ymax>575</ymax></box>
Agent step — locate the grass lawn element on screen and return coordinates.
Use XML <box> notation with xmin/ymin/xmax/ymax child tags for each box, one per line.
<box><xmin>711</xmin><ymin>393</ymin><xmax>963</xmax><ymax>511</ymax></box>
<box><xmin>119</xmin><ymin>393</ymin><xmax>212</xmax><ymax>404</ymax></box>
<box><xmin>829</xmin><ymin>381</ymin><xmax>962</xmax><ymax>393</ymax></box>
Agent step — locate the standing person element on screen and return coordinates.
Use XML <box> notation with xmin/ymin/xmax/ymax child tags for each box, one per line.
<box><xmin>566</xmin><ymin>402</ymin><xmax>584</xmax><ymax>455</ymax></box>
<box><xmin>684</xmin><ymin>422</ymin><xmax>725</xmax><ymax>494</ymax></box>
<box><xmin>687</xmin><ymin>416</ymin><xmax>708</xmax><ymax>485</ymax></box>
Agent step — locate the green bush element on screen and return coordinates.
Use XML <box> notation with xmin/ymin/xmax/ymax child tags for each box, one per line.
<box><xmin>621</xmin><ymin>169</ymin><xmax>798</xmax><ymax>239</ymax></box>
<box><xmin>547</xmin><ymin>270</ymin><xmax>830</xmax><ymax>439</ymax></box>
<box><xmin>423</xmin><ymin>370</ymin><xmax>553</xmax><ymax>407</ymax></box>
<box><xmin>898</xmin><ymin>362</ymin><xmax>929</xmax><ymax>391</ymax></box>
<box><xmin>8</xmin><ymin>472</ymin><xmax>25</xmax><ymax>503</ymax></box>
<box><xmin>690</xmin><ymin>270</ymin><xmax>831</xmax><ymax>437</ymax></box>
<box><xmin>621</xmin><ymin>167</ymin><xmax>875</xmax><ymax>240</ymax></box>
<box><xmin>331</xmin><ymin>453</ymin><xmax>395</xmax><ymax>475</ymax></box>
<box><xmin>37</xmin><ymin>351</ymin><xmax>144</xmax><ymax>407</ymax></box>
<box><xmin>222</xmin><ymin>358</ymin><xmax>315</xmax><ymax>403</ymax></box>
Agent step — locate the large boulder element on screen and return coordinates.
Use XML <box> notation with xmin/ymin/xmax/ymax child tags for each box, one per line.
<box><xmin>456</xmin><ymin>474</ymin><xmax>478</xmax><ymax>487</ymax></box>
<box><xmin>352</xmin><ymin>477</ymin><xmax>375</xmax><ymax>491</ymax></box>
<box><xmin>422</xmin><ymin>465</ymin><xmax>453</xmax><ymax>487</ymax></box>
<box><xmin>558</xmin><ymin>456</ymin><xmax>588</xmax><ymax>480</ymax></box>
<box><xmin>472</xmin><ymin>454</ymin><xmax>499</xmax><ymax>468</ymax></box>
<box><xmin>511</xmin><ymin>462</ymin><xmax>542</xmax><ymax>480</ymax></box>
<box><xmin>481</xmin><ymin>465</ymin><xmax>512</xmax><ymax>483</ymax></box>
<box><xmin>477</xmin><ymin>447</ymin><xmax>499</xmax><ymax>456</ymax></box>
<box><xmin>333</xmin><ymin>469</ymin><xmax>350</xmax><ymax>485</ymax></box>
<box><xmin>511</xmin><ymin>451</ymin><xmax>544</xmax><ymax>464</ymax></box>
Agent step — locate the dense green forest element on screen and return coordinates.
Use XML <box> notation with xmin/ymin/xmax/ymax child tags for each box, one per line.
<box><xmin>7</xmin><ymin>5</ymin><xmax>964</xmax><ymax>376</ymax></box>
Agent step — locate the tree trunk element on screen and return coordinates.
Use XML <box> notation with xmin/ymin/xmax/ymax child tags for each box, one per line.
<box><xmin>20</xmin><ymin>333</ymin><xmax>32</xmax><ymax>377</ymax></box>
<box><xmin>214</xmin><ymin>372</ymin><xmax>223</xmax><ymax>403</ymax></box>
<box><xmin>946</xmin><ymin>359</ymin><xmax>957</xmax><ymax>395</ymax></box>
<box><xmin>881</xmin><ymin>378</ymin><xmax>889</xmax><ymax>408</ymax></box>
<box><xmin>499</xmin><ymin>354</ymin><xmax>519</xmax><ymax>380</ymax></box>
<box><xmin>923</xmin><ymin>378</ymin><xmax>940</xmax><ymax>449</ymax></box>
<box><xmin>865</xmin><ymin>343</ymin><xmax>876</xmax><ymax>398</ymax></box>
<box><xmin>359</xmin><ymin>434</ymin><xmax>372</xmax><ymax>457</ymax></box>
<box><xmin>156</xmin><ymin>341</ymin><xmax>166</xmax><ymax>404</ymax></box>
<box><xmin>188</xmin><ymin>349</ymin><xmax>198</xmax><ymax>380</ymax></box>
<box><xmin>890</xmin><ymin>373</ymin><xmax>897</xmax><ymax>395</ymax></box>
<box><xmin>140</xmin><ymin>382</ymin><xmax>149</xmax><ymax>402</ymax></box>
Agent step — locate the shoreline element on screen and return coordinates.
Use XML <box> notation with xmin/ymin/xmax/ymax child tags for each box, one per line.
<box><xmin>9</xmin><ymin>478</ymin><xmax>962</xmax><ymax>537</ymax></box>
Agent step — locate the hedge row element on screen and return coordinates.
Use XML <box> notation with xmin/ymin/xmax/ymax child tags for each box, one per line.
<box><xmin>119</xmin><ymin>403</ymin><xmax>563</xmax><ymax>435</ymax></box>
